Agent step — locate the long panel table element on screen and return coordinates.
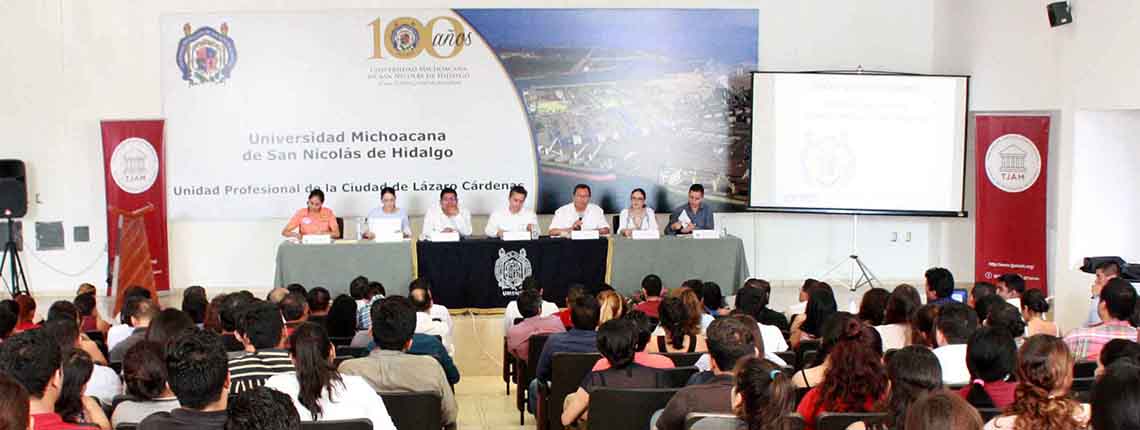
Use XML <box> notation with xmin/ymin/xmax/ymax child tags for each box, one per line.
<box><xmin>273</xmin><ymin>235</ymin><xmax>750</xmax><ymax>309</ymax></box>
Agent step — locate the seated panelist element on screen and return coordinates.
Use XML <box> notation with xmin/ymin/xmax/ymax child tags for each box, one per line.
<box><xmin>281</xmin><ymin>189</ymin><xmax>340</xmax><ymax>239</ymax></box>
<box><xmin>548</xmin><ymin>183</ymin><xmax>611</xmax><ymax>236</ymax></box>
<box><xmin>618</xmin><ymin>188</ymin><xmax>658</xmax><ymax>237</ymax></box>
<box><xmin>485</xmin><ymin>185</ymin><xmax>539</xmax><ymax>237</ymax></box>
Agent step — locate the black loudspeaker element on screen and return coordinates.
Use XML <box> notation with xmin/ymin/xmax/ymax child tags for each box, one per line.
<box><xmin>0</xmin><ymin>160</ymin><xmax>27</xmax><ymax>217</ymax></box>
<box><xmin>1047</xmin><ymin>1</ymin><xmax>1072</xmax><ymax>27</ymax></box>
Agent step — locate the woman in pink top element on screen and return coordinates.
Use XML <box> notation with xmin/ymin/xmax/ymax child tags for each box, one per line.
<box><xmin>282</xmin><ymin>189</ymin><xmax>340</xmax><ymax>239</ymax></box>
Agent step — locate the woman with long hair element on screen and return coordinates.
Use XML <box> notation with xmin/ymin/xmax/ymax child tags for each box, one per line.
<box><xmin>959</xmin><ymin>327</ymin><xmax>1018</xmax><ymax>409</ymax></box>
<box><xmin>647</xmin><ymin>296</ymin><xmax>706</xmax><ymax>353</ymax></box>
<box><xmin>264</xmin><ymin>322</ymin><xmax>394</xmax><ymax>428</ymax></box>
<box><xmin>325</xmin><ymin>294</ymin><xmax>359</xmax><ymax>339</ymax></box>
<box><xmin>795</xmin><ymin>314</ymin><xmax>887</xmax><ymax>430</ymax></box>
<box><xmin>984</xmin><ymin>335</ymin><xmax>1089</xmax><ymax>430</ymax></box>
<box><xmin>793</xmin><ymin>312</ymin><xmax>883</xmax><ymax>389</ymax></box>
<box><xmin>204</xmin><ymin>294</ymin><xmax>227</xmax><ymax>333</ymax></box>
<box><xmin>1021</xmin><ymin>289</ymin><xmax>1058</xmax><ymax>337</ymax></box>
<box><xmin>852</xmin><ymin>346</ymin><xmax>943</xmax><ymax>430</ymax></box>
<box><xmin>112</xmin><ymin>341</ymin><xmax>180</xmax><ymax>427</ymax></box>
<box><xmin>985</xmin><ymin>302</ymin><xmax>1027</xmax><ymax>344</ymax></box>
<box><xmin>181</xmin><ymin>286</ymin><xmax>209</xmax><ymax>327</ymax></box>
<box><xmin>790</xmin><ymin>285</ymin><xmax>837</xmax><ymax>349</ymax></box>
<box><xmin>674</xmin><ymin>287</ymin><xmax>712</xmax><ymax>333</ymax></box>
<box><xmin>857</xmin><ymin>288</ymin><xmax>890</xmax><ymax>327</ymax></box>
<box><xmin>56</xmin><ymin>349</ymin><xmax>111</xmax><ymax>430</ymax></box>
<box><xmin>910</xmin><ymin>304</ymin><xmax>940</xmax><ymax>348</ymax></box>
<box><xmin>732</xmin><ymin>356</ymin><xmax>795</xmax><ymax>430</ymax></box>
<box><xmin>12</xmin><ymin>294</ymin><xmax>36</xmax><ymax>332</ymax></box>
<box><xmin>597</xmin><ymin>290</ymin><xmax>627</xmax><ymax>325</ymax></box>
<box><xmin>876</xmin><ymin>285</ymin><xmax>919</xmax><ymax>350</ymax></box>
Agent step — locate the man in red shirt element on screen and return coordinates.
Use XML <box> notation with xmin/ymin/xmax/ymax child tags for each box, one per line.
<box><xmin>633</xmin><ymin>274</ymin><xmax>665</xmax><ymax>319</ymax></box>
<box><xmin>0</xmin><ymin>329</ymin><xmax>90</xmax><ymax>430</ymax></box>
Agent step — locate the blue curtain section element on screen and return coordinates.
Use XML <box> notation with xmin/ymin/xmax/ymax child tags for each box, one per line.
<box><xmin>454</xmin><ymin>9</ymin><xmax>760</xmax><ymax>214</ymax></box>
<box><xmin>416</xmin><ymin>237</ymin><xmax>608</xmax><ymax>308</ymax></box>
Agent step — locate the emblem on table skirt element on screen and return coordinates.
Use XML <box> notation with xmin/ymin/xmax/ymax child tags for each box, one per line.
<box><xmin>495</xmin><ymin>248</ymin><xmax>532</xmax><ymax>296</ymax></box>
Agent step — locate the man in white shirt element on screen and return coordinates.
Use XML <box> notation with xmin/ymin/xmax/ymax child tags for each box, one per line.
<box><xmin>503</xmin><ymin>277</ymin><xmax>560</xmax><ymax>331</ymax></box>
<box><xmin>421</xmin><ymin>187</ymin><xmax>472</xmax><ymax>240</ymax></box>
<box><xmin>485</xmin><ymin>185</ymin><xmax>539</xmax><ymax>237</ymax></box>
<box><xmin>931</xmin><ymin>302</ymin><xmax>978</xmax><ymax>385</ymax></box>
<box><xmin>410</xmin><ymin>279</ymin><xmax>454</xmax><ymax>354</ymax></box>
<box><xmin>548</xmin><ymin>183</ymin><xmax>611</xmax><ymax>236</ymax></box>
<box><xmin>995</xmin><ymin>273</ymin><xmax>1025</xmax><ymax>310</ymax></box>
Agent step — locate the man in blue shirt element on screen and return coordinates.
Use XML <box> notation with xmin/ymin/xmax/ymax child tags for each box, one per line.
<box><xmin>528</xmin><ymin>293</ymin><xmax>600</xmax><ymax>413</ymax></box>
<box><xmin>925</xmin><ymin>267</ymin><xmax>957</xmax><ymax>306</ymax></box>
<box><xmin>666</xmin><ymin>184</ymin><xmax>714</xmax><ymax>235</ymax></box>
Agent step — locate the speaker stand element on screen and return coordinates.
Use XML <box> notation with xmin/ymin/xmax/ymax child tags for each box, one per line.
<box><xmin>0</xmin><ymin>213</ymin><xmax>29</xmax><ymax>297</ymax></box>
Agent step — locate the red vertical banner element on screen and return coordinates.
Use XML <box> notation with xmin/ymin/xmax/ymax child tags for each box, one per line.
<box><xmin>101</xmin><ymin>120</ymin><xmax>169</xmax><ymax>311</ymax></box>
<box><xmin>975</xmin><ymin>115</ymin><xmax>1050</xmax><ymax>293</ymax></box>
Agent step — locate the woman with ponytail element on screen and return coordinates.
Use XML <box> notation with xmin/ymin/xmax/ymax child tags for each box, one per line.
<box><xmin>1021</xmin><ymin>289</ymin><xmax>1058</xmax><ymax>337</ymax></box>
<box><xmin>795</xmin><ymin>313</ymin><xmax>887</xmax><ymax>430</ymax></box>
<box><xmin>984</xmin><ymin>334</ymin><xmax>1089</xmax><ymax>430</ymax></box>
<box><xmin>264</xmin><ymin>322</ymin><xmax>395</xmax><ymax>429</ymax></box>
<box><xmin>732</xmin><ymin>356</ymin><xmax>795</xmax><ymax>430</ymax></box>
<box><xmin>958</xmin><ymin>327</ymin><xmax>1018</xmax><ymax>409</ymax></box>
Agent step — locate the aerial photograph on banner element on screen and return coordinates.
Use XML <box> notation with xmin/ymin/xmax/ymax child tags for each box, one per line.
<box><xmin>457</xmin><ymin>9</ymin><xmax>759</xmax><ymax>213</ymax></box>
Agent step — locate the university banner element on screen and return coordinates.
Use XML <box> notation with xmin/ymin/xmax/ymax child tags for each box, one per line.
<box><xmin>975</xmin><ymin>115</ymin><xmax>1049</xmax><ymax>292</ymax></box>
<box><xmin>160</xmin><ymin>9</ymin><xmax>758</xmax><ymax>219</ymax></box>
<box><xmin>101</xmin><ymin>120</ymin><xmax>170</xmax><ymax>307</ymax></box>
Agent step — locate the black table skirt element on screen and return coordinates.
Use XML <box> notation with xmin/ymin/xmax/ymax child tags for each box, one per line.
<box><xmin>416</xmin><ymin>237</ymin><xmax>608</xmax><ymax>309</ymax></box>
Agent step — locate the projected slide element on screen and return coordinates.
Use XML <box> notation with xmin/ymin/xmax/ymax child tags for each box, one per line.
<box><xmin>749</xmin><ymin>73</ymin><xmax>968</xmax><ymax>215</ymax></box>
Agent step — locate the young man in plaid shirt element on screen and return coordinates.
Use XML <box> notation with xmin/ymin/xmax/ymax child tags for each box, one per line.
<box><xmin>1064</xmin><ymin>277</ymin><xmax>1138</xmax><ymax>361</ymax></box>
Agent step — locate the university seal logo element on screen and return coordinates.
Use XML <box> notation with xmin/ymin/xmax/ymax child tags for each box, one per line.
<box><xmin>176</xmin><ymin>23</ymin><xmax>237</xmax><ymax>85</ymax></box>
<box><xmin>494</xmin><ymin>248</ymin><xmax>532</xmax><ymax>296</ymax></box>
<box><xmin>110</xmin><ymin>137</ymin><xmax>160</xmax><ymax>194</ymax></box>
<box><xmin>984</xmin><ymin>134</ymin><xmax>1041</xmax><ymax>193</ymax></box>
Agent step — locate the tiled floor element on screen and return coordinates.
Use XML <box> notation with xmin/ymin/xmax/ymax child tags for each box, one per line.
<box><xmin>454</xmin><ymin>375</ymin><xmax>537</xmax><ymax>430</ymax></box>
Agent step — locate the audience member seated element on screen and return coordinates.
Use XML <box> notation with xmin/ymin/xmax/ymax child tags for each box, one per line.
<box><xmin>875</xmin><ymin>285</ymin><xmax>920</xmax><ymax>350</ymax></box>
<box><xmin>181</xmin><ymin>286</ymin><xmax>209</xmax><ymax>328</ymax></box>
<box><xmin>204</xmin><ymin>294</ymin><xmax>226</xmax><ymax>334</ymax></box>
<box><xmin>338</xmin><ymin>297</ymin><xmax>457</xmax><ymax>430</ymax></box>
<box><xmin>910</xmin><ymin>304</ymin><xmax>940</xmax><ymax>348</ymax></box>
<box><xmin>736</xmin><ymin>278</ymin><xmax>789</xmax><ymax>332</ymax></box>
<box><xmin>553</xmin><ymin>285</ymin><xmax>587</xmax><ymax>329</ymax></box>
<box><xmin>676</xmin><ymin>287</ymin><xmax>714</xmax><ymax>333</ymax></box>
<box><xmin>409</xmin><ymin>279</ymin><xmax>454</xmax><ymax>354</ymax></box>
<box><xmin>0</xmin><ymin>374</ymin><xmax>30</xmax><ymax>430</ymax></box>
<box><xmin>969</xmin><ymin>281</ymin><xmax>998</xmax><ymax>311</ymax></box>
<box><xmin>326</xmin><ymin>294</ymin><xmax>359</xmax><ymax>340</ymax></box>
<box><xmin>995</xmin><ymin>273</ymin><xmax>1026</xmax><ymax>310</ymax></box>
<box><xmin>349</xmin><ymin>297</ymin><xmax>461</xmax><ymax>386</ymax></box>
<box><xmin>655</xmin><ymin>317</ymin><xmax>758</xmax><ymax>430</ymax></box>
<box><xmin>647</xmin><ymin>297</ymin><xmax>706</xmax><ymax>353</ymax></box>
<box><xmin>924</xmin><ymin>267</ymin><xmax>957</xmax><ymax>306</ymax></box>
<box><xmin>280</xmin><ymin>293</ymin><xmax>310</xmax><ymax>339</ymax></box>
<box><xmin>634</xmin><ymin>275</ymin><xmax>666</xmax><ymax>318</ymax></box>
<box><xmin>264</xmin><ymin>322</ymin><xmax>395</xmax><ymax>429</ymax></box>
<box><xmin>693</xmin><ymin>313</ymin><xmax>782</xmax><ymax>385</ymax></box>
<box><xmin>933</xmin><ymin>302</ymin><xmax>979</xmax><ymax>385</ymax></box>
<box><xmin>795</xmin><ymin>315</ymin><xmax>886</xmax><ymax>430</ymax></box>
<box><xmin>140</xmin><ymin>329</ymin><xmax>230</xmax><ymax>430</ymax></box>
<box><xmin>348</xmin><ymin>276</ymin><xmax>372</xmax><ymax>330</ymax></box>
<box><xmin>562</xmin><ymin>319</ymin><xmax>670</xmax><ymax>426</ymax></box>
<box><xmin>1091</xmin><ymin>358</ymin><xmax>1140</xmax><ymax>430</ymax></box>
<box><xmin>0</xmin><ymin>304</ymin><xmax>17</xmax><ymax>340</ymax></box>
<box><xmin>13</xmin><ymin>294</ymin><xmax>38</xmax><ymax>333</ymax></box>
<box><xmin>785</xmin><ymin>278</ymin><xmax>821</xmax><ymax>320</ymax></box>
<box><xmin>286</xmin><ymin>283</ymin><xmax>307</xmax><ymax>297</ymax></box>
<box><xmin>267</xmin><ymin>287</ymin><xmax>291</xmax><ymax>305</ymax></box>
<box><xmin>228</xmin><ymin>301</ymin><xmax>295</xmax><ymax>394</ymax></box>
<box><xmin>507</xmin><ymin>289</ymin><xmax>565</xmax><ymax>362</ymax></box>
<box><xmin>730</xmin><ymin>356</ymin><xmax>794</xmax><ymax>430</ymax></box>
<box><xmin>592</xmin><ymin>311</ymin><xmax>673</xmax><ymax>371</ymax></box>
<box><xmin>702</xmin><ymin>282</ymin><xmax>728</xmax><ymax>317</ymax></box>
<box><xmin>107</xmin><ymin>287</ymin><xmax>154</xmax><ymax>350</ymax></box>
<box><xmin>790</xmin><ymin>284</ymin><xmax>837</xmax><ymax>349</ymax></box>
<box><xmin>794</xmin><ymin>312</ymin><xmax>881</xmax><ymax>389</ymax></box>
<box><xmin>529</xmin><ymin>293</ymin><xmax>600</xmax><ymax>414</ymax></box>
<box><xmin>1065</xmin><ymin>278</ymin><xmax>1138</xmax><ymax>361</ymax></box>
<box><xmin>45</xmin><ymin>301</ymin><xmax>109</xmax><ymax>366</ymax></box>
<box><xmin>224</xmin><ymin>386</ymin><xmax>300</xmax><ymax>430</ymax></box>
<box><xmin>973</xmin><ymin>295</ymin><xmax>1006</xmax><ymax>325</ymax></box>
<box><xmin>55</xmin><ymin>349</ymin><xmax>111</xmax><ymax>430</ymax></box>
<box><xmin>41</xmin><ymin>319</ymin><xmax>120</xmax><ymax>407</ymax></box>
<box><xmin>857</xmin><ymin>288</ymin><xmax>890</xmax><ymax>327</ymax></box>
<box><xmin>73</xmin><ymin>293</ymin><xmax>109</xmax><ymax>334</ymax></box>
<box><xmin>958</xmin><ymin>327</ymin><xmax>1018</xmax><ymax>410</ymax></box>
<box><xmin>984</xmin><ymin>302</ymin><xmax>1026</xmax><ymax>344</ymax></box>
<box><xmin>112</xmin><ymin>341</ymin><xmax>179</xmax><ymax>427</ymax></box>
<box><xmin>306</xmin><ymin>287</ymin><xmax>332</xmax><ymax>327</ymax></box>
<box><xmin>850</xmin><ymin>345</ymin><xmax>942</xmax><ymax>430</ymax></box>
<box><xmin>905</xmin><ymin>390</ymin><xmax>984</xmax><ymax>430</ymax></box>
<box><xmin>145</xmin><ymin>308</ymin><xmax>196</xmax><ymax>346</ymax></box>
<box><xmin>218</xmin><ymin>292</ymin><xmax>255</xmax><ymax>353</ymax></box>
<box><xmin>984</xmin><ymin>335</ymin><xmax>1089</xmax><ymax>429</ymax></box>
<box><xmin>0</xmin><ymin>329</ymin><xmax>80</xmax><ymax>430</ymax></box>
<box><xmin>1020</xmin><ymin>289</ymin><xmax>1057</xmax><ymax>337</ymax></box>
<box><xmin>597</xmin><ymin>290</ymin><xmax>628</xmax><ymax>325</ymax></box>
<box><xmin>503</xmin><ymin>277</ymin><xmax>559</xmax><ymax>331</ymax></box>
<box><xmin>1095</xmin><ymin>338</ymin><xmax>1140</xmax><ymax>377</ymax></box>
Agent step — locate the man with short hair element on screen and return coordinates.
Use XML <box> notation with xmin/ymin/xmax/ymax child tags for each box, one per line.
<box><xmin>526</xmin><ymin>294</ymin><xmax>600</xmax><ymax>414</ymax></box>
<box><xmin>633</xmin><ymin>274</ymin><xmax>666</xmax><ymax>318</ymax></box>
<box><xmin>228</xmin><ymin>302</ymin><xmax>294</xmax><ymax>393</ymax></box>
<box><xmin>42</xmin><ymin>319</ymin><xmax>121</xmax><ymax>407</ymax></box>
<box><xmin>279</xmin><ymin>293</ymin><xmax>309</xmax><ymax>338</ymax></box>
<box><xmin>502</xmin><ymin>277</ymin><xmax>559</xmax><ymax>331</ymax></box>
<box><xmin>485</xmin><ymin>185</ymin><xmax>539</xmax><ymax>237</ymax></box>
<box><xmin>349</xmin><ymin>276</ymin><xmax>373</xmax><ymax>330</ymax></box>
<box><xmin>655</xmin><ymin>318</ymin><xmax>757</xmax><ymax>430</ymax></box>
<box><xmin>739</xmin><ymin>278</ymin><xmax>789</xmax><ymax>331</ymax></box>
<box><xmin>140</xmin><ymin>329</ymin><xmax>230</xmax><ymax>430</ymax></box>
<box><xmin>339</xmin><ymin>297</ymin><xmax>458</xmax><ymax>430</ymax></box>
<box><xmin>218</xmin><ymin>293</ymin><xmax>254</xmax><ymax>353</ymax></box>
<box><xmin>548</xmin><ymin>184</ymin><xmax>611</xmax><ymax>236</ymax></box>
<box><xmin>421</xmin><ymin>187</ymin><xmax>473</xmax><ymax>240</ymax></box>
<box><xmin>106</xmin><ymin>286</ymin><xmax>154</xmax><ymax>350</ymax></box>
<box><xmin>224</xmin><ymin>386</ymin><xmax>300</xmax><ymax>430</ymax></box>
<box><xmin>665</xmin><ymin>183</ymin><xmax>714</xmax><ymax>235</ymax></box>
<box><xmin>932</xmin><ymin>302</ymin><xmax>979</xmax><ymax>385</ymax></box>
<box><xmin>924</xmin><ymin>267</ymin><xmax>956</xmax><ymax>306</ymax></box>
<box><xmin>968</xmin><ymin>281</ymin><xmax>997</xmax><ymax>309</ymax></box>
<box><xmin>1087</xmin><ymin>260</ymin><xmax>1123</xmax><ymax>326</ymax></box>
<box><xmin>1066</xmin><ymin>278</ymin><xmax>1139</xmax><ymax>361</ymax></box>
<box><xmin>409</xmin><ymin>279</ymin><xmax>454</xmax><ymax>354</ymax></box>
<box><xmin>995</xmin><ymin>273</ymin><xmax>1026</xmax><ymax>309</ymax></box>
<box><xmin>305</xmin><ymin>287</ymin><xmax>331</xmax><ymax>325</ymax></box>
<box><xmin>0</xmin><ymin>330</ymin><xmax>78</xmax><ymax>430</ymax></box>
<box><xmin>506</xmin><ymin>289</ymin><xmax>565</xmax><ymax>361</ymax></box>
<box><xmin>109</xmin><ymin>296</ymin><xmax>158</xmax><ymax>363</ymax></box>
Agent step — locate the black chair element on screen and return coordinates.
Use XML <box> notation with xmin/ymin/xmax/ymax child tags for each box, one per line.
<box><xmin>300</xmin><ymin>419</ymin><xmax>373</xmax><ymax>430</ymax></box>
<box><xmin>775</xmin><ymin>350</ymin><xmax>797</xmax><ymax>368</ymax></box>
<box><xmin>335</xmin><ymin>346</ymin><xmax>368</xmax><ymax>359</ymax></box>
<box><xmin>796</xmin><ymin>340</ymin><xmax>821</xmax><ymax>369</ymax></box>
<box><xmin>503</xmin><ymin>336</ymin><xmax>513</xmax><ymax>395</ymax></box>
<box><xmin>784</xmin><ymin>413</ymin><xmax>807</xmax><ymax>430</ymax></box>
<box><xmin>794</xmin><ymin>387</ymin><xmax>811</xmax><ymax>407</ymax></box>
<box><xmin>379</xmin><ymin>391</ymin><xmax>442</xmax><ymax>430</ymax></box>
<box><xmin>684</xmin><ymin>413</ymin><xmax>744</xmax><ymax>430</ymax></box>
<box><xmin>976</xmin><ymin>408</ymin><xmax>1002</xmax><ymax>422</ymax></box>
<box><xmin>515</xmin><ymin>334</ymin><xmax>551</xmax><ymax>425</ymax></box>
<box><xmin>329</xmin><ymin>336</ymin><xmax>353</xmax><ymax>347</ymax></box>
<box><xmin>660</xmin><ymin>352</ymin><xmax>704</xmax><ymax>367</ymax></box>
<box><xmin>659</xmin><ymin>366</ymin><xmax>700</xmax><ymax>388</ymax></box>
<box><xmin>335</xmin><ymin>217</ymin><xmax>344</xmax><ymax>239</ymax></box>
<box><xmin>1072</xmin><ymin>376</ymin><xmax>1096</xmax><ymax>402</ymax></box>
<box><xmin>1073</xmin><ymin>360</ymin><xmax>1098</xmax><ymax>378</ymax></box>
<box><xmin>115</xmin><ymin>424</ymin><xmax>137</xmax><ymax>430</ymax></box>
<box><xmin>109</xmin><ymin>362</ymin><xmax>122</xmax><ymax>374</ymax></box>
<box><xmin>612</xmin><ymin>215</ymin><xmax>621</xmax><ymax>233</ymax></box>
<box><xmin>817</xmin><ymin>412</ymin><xmax>886</xmax><ymax>430</ymax></box>
<box><xmin>586</xmin><ymin>387</ymin><xmax>681</xmax><ymax>430</ymax></box>
<box><xmin>538</xmin><ymin>352</ymin><xmax>602</xmax><ymax>430</ymax></box>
